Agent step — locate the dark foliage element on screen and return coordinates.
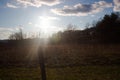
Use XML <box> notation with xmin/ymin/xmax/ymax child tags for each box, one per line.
<box><xmin>93</xmin><ymin>12</ymin><xmax>120</xmax><ymax>43</ymax></box>
<box><xmin>50</xmin><ymin>12</ymin><xmax>120</xmax><ymax>44</ymax></box>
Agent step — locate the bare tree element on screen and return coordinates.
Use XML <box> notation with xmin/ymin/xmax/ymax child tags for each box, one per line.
<box><xmin>9</xmin><ymin>28</ymin><xmax>24</xmax><ymax>40</ymax></box>
<box><xmin>65</xmin><ymin>24</ymin><xmax>77</xmax><ymax>31</ymax></box>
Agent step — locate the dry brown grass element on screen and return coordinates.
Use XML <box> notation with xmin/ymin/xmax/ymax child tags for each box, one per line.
<box><xmin>0</xmin><ymin>44</ymin><xmax>120</xmax><ymax>80</ymax></box>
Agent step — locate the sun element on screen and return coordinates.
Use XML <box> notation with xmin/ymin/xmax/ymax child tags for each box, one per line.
<box><xmin>40</xmin><ymin>17</ymin><xmax>51</xmax><ymax>34</ymax></box>
<box><xmin>36</xmin><ymin>16</ymin><xmax>62</xmax><ymax>38</ymax></box>
<box><xmin>35</xmin><ymin>16</ymin><xmax>53</xmax><ymax>38</ymax></box>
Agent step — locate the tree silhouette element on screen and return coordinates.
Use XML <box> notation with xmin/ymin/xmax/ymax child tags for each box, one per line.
<box><xmin>9</xmin><ymin>28</ymin><xmax>24</xmax><ymax>40</ymax></box>
<box><xmin>92</xmin><ymin>12</ymin><xmax>120</xmax><ymax>43</ymax></box>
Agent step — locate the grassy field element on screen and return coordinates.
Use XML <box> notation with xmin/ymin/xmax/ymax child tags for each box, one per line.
<box><xmin>0</xmin><ymin>66</ymin><xmax>120</xmax><ymax>80</ymax></box>
<box><xmin>0</xmin><ymin>44</ymin><xmax>120</xmax><ymax>80</ymax></box>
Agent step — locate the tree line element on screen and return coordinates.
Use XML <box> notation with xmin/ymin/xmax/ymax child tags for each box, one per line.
<box><xmin>9</xmin><ymin>12</ymin><xmax>120</xmax><ymax>44</ymax></box>
<box><xmin>50</xmin><ymin>12</ymin><xmax>120</xmax><ymax>44</ymax></box>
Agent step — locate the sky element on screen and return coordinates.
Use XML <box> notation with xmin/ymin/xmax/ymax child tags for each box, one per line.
<box><xmin>0</xmin><ymin>0</ymin><xmax>120</xmax><ymax>39</ymax></box>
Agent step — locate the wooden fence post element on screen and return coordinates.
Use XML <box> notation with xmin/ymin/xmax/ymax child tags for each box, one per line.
<box><xmin>38</xmin><ymin>46</ymin><xmax>47</xmax><ymax>80</ymax></box>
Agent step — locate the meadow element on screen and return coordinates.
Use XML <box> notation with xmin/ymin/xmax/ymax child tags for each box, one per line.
<box><xmin>0</xmin><ymin>43</ymin><xmax>120</xmax><ymax>80</ymax></box>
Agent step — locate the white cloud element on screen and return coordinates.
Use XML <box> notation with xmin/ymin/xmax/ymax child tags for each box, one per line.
<box><xmin>0</xmin><ymin>27</ymin><xmax>14</xmax><ymax>32</ymax></box>
<box><xmin>113</xmin><ymin>0</ymin><xmax>120</xmax><ymax>11</ymax></box>
<box><xmin>51</xmin><ymin>1</ymin><xmax>112</xmax><ymax>16</ymax></box>
<box><xmin>15</xmin><ymin>0</ymin><xmax>61</xmax><ymax>7</ymax></box>
<box><xmin>39</xmin><ymin>16</ymin><xmax>60</xmax><ymax>20</ymax></box>
<box><xmin>28</xmin><ymin>22</ymin><xmax>32</xmax><ymax>25</ymax></box>
<box><xmin>6</xmin><ymin>3</ymin><xmax>18</xmax><ymax>8</ymax></box>
<box><xmin>0</xmin><ymin>27</ymin><xmax>15</xmax><ymax>39</ymax></box>
<box><xmin>0</xmin><ymin>26</ymin><xmax>24</xmax><ymax>39</ymax></box>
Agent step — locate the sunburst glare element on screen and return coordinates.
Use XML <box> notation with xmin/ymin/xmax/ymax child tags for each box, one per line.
<box><xmin>36</xmin><ymin>16</ymin><xmax>62</xmax><ymax>38</ymax></box>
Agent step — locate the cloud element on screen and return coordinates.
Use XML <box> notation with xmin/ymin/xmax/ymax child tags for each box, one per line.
<box><xmin>15</xmin><ymin>0</ymin><xmax>61</xmax><ymax>7</ymax></box>
<box><xmin>28</xmin><ymin>22</ymin><xmax>32</xmax><ymax>25</ymax></box>
<box><xmin>51</xmin><ymin>1</ymin><xmax>112</xmax><ymax>16</ymax></box>
<box><xmin>0</xmin><ymin>26</ymin><xmax>24</xmax><ymax>39</ymax></box>
<box><xmin>0</xmin><ymin>27</ymin><xmax>15</xmax><ymax>39</ymax></box>
<box><xmin>39</xmin><ymin>16</ymin><xmax>60</xmax><ymax>20</ymax></box>
<box><xmin>113</xmin><ymin>0</ymin><xmax>120</xmax><ymax>11</ymax></box>
<box><xmin>6</xmin><ymin>3</ymin><xmax>18</xmax><ymax>8</ymax></box>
